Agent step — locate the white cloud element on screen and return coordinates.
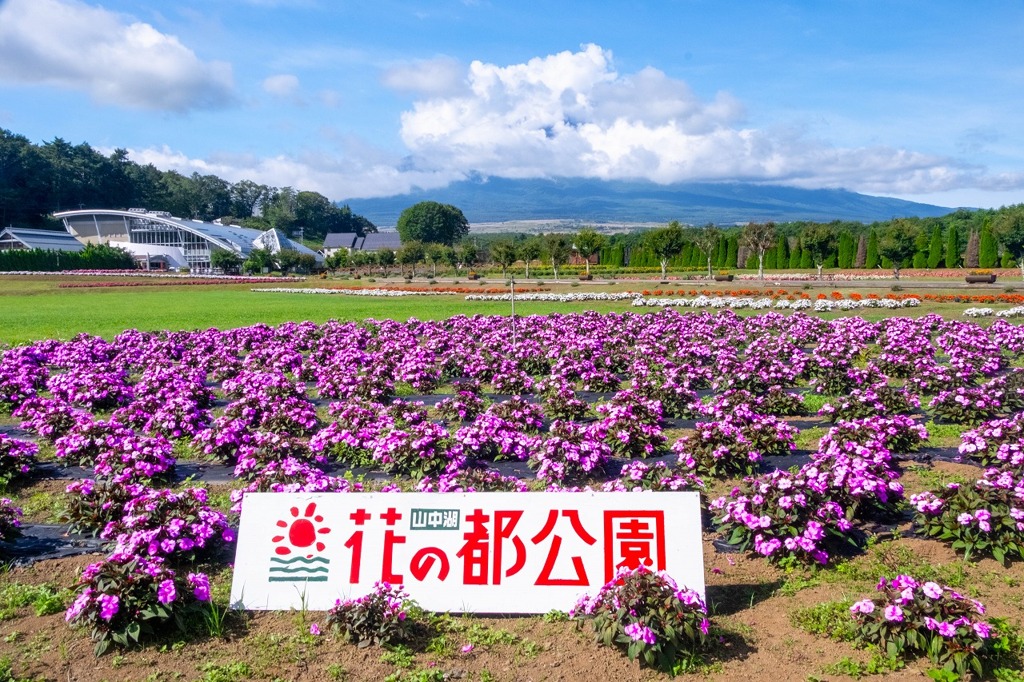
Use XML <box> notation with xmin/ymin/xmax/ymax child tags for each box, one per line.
<box><xmin>262</xmin><ymin>74</ymin><xmax>301</xmax><ymax>98</ymax></box>
<box><xmin>381</xmin><ymin>56</ymin><xmax>466</xmax><ymax>97</ymax></box>
<box><xmin>124</xmin><ymin>144</ymin><xmax>460</xmax><ymax>200</ymax></box>
<box><xmin>0</xmin><ymin>0</ymin><xmax>235</xmax><ymax>112</ymax></box>
<box><xmin>397</xmin><ymin>44</ymin><xmax>1019</xmax><ymax>195</ymax></box>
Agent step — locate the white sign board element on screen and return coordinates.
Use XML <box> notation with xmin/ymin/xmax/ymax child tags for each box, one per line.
<box><xmin>230</xmin><ymin>492</ymin><xmax>704</xmax><ymax>613</ymax></box>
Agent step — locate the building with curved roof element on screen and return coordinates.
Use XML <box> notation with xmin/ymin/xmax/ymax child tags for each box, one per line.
<box><xmin>53</xmin><ymin>208</ymin><xmax>323</xmax><ymax>270</ymax></box>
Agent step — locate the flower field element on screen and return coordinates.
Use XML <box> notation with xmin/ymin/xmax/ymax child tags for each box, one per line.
<box><xmin>1</xmin><ymin>306</ymin><xmax>1023</xmax><ymax>681</ymax></box>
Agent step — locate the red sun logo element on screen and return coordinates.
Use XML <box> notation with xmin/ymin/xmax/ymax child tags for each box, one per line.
<box><xmin>272</xmin><ymin>502</ymin><xmax>332</xmax><ymax>557</ymax></box>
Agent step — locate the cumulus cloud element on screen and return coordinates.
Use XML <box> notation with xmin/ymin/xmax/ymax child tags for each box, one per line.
<box><xmin>397</xmin><ymin>43</ymin><xmax>1009</xmax><ymax>195</ymax></box>
<box><xmin>262</xmin><ymin>74</ymin><xmax>301</xmax><ymax>98</ymax></box>
<box><xmin>0</xmin><ymin>0</ymin><xmax>235</xmax><ymax>111</ymax></box>
<box><xmin>381</xmin><ymin>56</ymin><xmax>466</xmax><ymax>97</ymax></box>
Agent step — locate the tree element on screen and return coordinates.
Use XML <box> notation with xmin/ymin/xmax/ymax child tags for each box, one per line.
<box><xmin>801</xmin><ymin>225</ymin><xmax>836</xmax><ymax>278</ymax></box>
<box><xmin>690</xmin><ymin>224</ymin><xmax>721</xmax><ymax>277</ymax></box>
<box><xmin>926</xmin><ymin>226</ymin><xmax>944</xmax><ymax>269</ymax></box>
<box><xmin>543</xmin><ymin>234</ymin><xmax>571</xmax><ymax>281</ymax></box>
<box><xmin>740</xmin><ymin>222</ymin><xmax>777</xmax><ymax>279</ymax></box>
<box><xmin>837</xmin><ymin>231</ymin><xmax>855</xmax><ymax>269</ymax></box>
<box><xmin>455</xmin><ymin>241</ymin><xmax>477</xmax><ymax>273</ymax></box>
<box><xmin>230</xmin><ymin>179</ymin><xmax>271</xmax><ymax>218</ymax></box>
<box><xmin>644</xmin><ymin>222</ymin><xmax>687</xmax><ymax>279</ymax></box>
<box><xmin>866</xmin><ymin>229</ymin><xmax>880</xmax><ymax>269</ymax></box>
<box><xmin>994</xmin><ymin>206</ymin><xmax>1024</xmax><ymax>279</ymax></box>
<box><xmin>854</xmin><ymin>234</ymin><xmax>867</xmax><ymax>268</ymax></box>
<box><xmin>242</xmin><ymin>247</ymin><xmax>275</xmax><ymax>274</ymax></box>
<box><xmin>518</xmin><ymin>237</ymin><xmax>543</xmax><ymax>279</ymax></box>
<box><xmin>424</xmin><ymin>243</ymin><xmax>446</xmax><ymax>278</ymax></box>
<box><xmin>979</xmin><ymin>222</ymin><xmax>999</xmax><ymax>268</ymax></box>
<box><xmin>396</xmin><ymin>201</ymin><xmax>469</xmax><ymax>246</ymax></box>
<box><xmin>944</xmin><ymin>223</ymin><xmax>960</xmax><ymax>268</ymax></box>
<box><xmin>490</xmin><ymin>240</ymin><xmax>519</xmax><ymax>279</ymax></box>
<box><xmin>878</xmin><ymin>221</ymin><xmax>920</xmax><ymax>279</ymax></box>
<box><xmin>397</xmin><ymin>240</ymin><xmax>425</xmax><ymax>277</ymax></box>
<box><xmin>325</xmin><ymin>249</ymin><xmax>349</xmax><ymax>272</ymax></box>
<box><xmin>210</xmin><ymin>249</ymin><xmax>242</xmax><ymax>274</ymax></box>
<box><xmin>375</xmin><ymin>248</ymin><xmax>396</xmax><ymax>277</ymax></box>
<box><xmin>964</xmin><ymin>231</ymin><xmax>980</xmax><ymax>269</ymax></box>
<box><xmin>573</xmin><ymin>228</ymin><xmax>605</xmax><ymax>277</ymax></box>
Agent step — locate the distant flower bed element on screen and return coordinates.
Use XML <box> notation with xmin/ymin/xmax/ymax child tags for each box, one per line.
<box><xmin>59</xmin><ymin>277</ymin><xmax>285</xmax><ymax>288</ymax></box>
<box><xmin>1</xmin><ymin>270</ymin><xmax>303</xmax><ymax>280</ymax></box>
<box><xmin>465</xmin><ymin>292</ymin><xmax>636</xmax><ymax>302</ymax></box>
<box><xmin>255</xmin><ymin>285</ymin><xmax>548</xmax><ymax>296</ymax></box>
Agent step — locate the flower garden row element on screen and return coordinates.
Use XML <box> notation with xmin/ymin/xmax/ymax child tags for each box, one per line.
<box><xmin>1</xmin><ymin>309</ymin><xmax>1022</xmax><ymax>673</ymax></box>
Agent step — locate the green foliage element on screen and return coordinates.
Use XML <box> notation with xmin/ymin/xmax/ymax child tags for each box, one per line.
<box><xmin>197</xmin><ymin>661</ymin><xmax>254</xmax><ymax>682</ymax></box>
<box><xmin>326</xmin><ymin>583</ymin><xmax>420</xmax><ymax>648</ymax></box>
<box><xmin>0</xmin><ymin>583</ymin><xmax>69</xmax><ymax>620</ymax></box>
<box><xmin>945</xmin><ymin>223</ymin><xmax>960</xmax><ymax>268</ymax></box>
<box><xmin>0</xmin><ymin>243</ymin><xmax>136</xmax><ymax>272</ymax></box>
<box><xmin>396</xmin><ymin>201</ymin><xmax>469</xmax><ymax>246</ymax></box>
<box><xmin>822</xmin><ymin>653</ymin><xmax>904</xmax><ymax>677</ymax></box>
<box><xmin>866</xmin><ymin>229</ymin><xmax>880</xmax><ymax>268</ymax></box>
<box><xmin>878</xmin><ymin>220</ymin><xmax>920</xmax><ymax>277</ymax></box>
<box><xmin>572</xmin><ymin>566</ymin><xmax>710</xmax><ymax>673</ymax></box>
<box><xmin>791</xmin><ymin>601</ymin><xmax>858</xmax><ymax>641</ymax></box>
<box><xmin>980</xmin><ymin>222</ymin><xmax>999</xmax><ymax>268</ymax></box>
<box><xmin>927</xmin><ymin>226</ymin><xmax>944</xmax><ymax>268</ymax></box>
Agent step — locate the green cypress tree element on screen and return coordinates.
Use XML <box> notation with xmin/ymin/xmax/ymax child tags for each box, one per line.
<box><xmin>866</xmin><ymin>229</ymin><xmax>880</xmax><ymax>268</ymax></box>
<box><xmin>774</xmin><ymin>234</ymin><xmax>788</xmax><ymax>269</ymax></box>
<box><xmin>979</xmin><ymin>223</ymin><xmax>998</xmax><ymax>268</ymax></box>
<box><xmin>680</xmin><ymin>243</ymin><xmax>692</xmax><ymax>267</ymax></box>
<box><xmin>913</xmin><ymin>251</ymin><xmax>928</xmax><ymax>268</ymax></box>
<box><xmin>926</xmin><ymin>226</ymin><xmax>944</xmax><ymax>268</ymax></box>
<box><xmin>715</xmin><ymin>236</ymin><xmax>728</xmax><ymax>267</ymax></box>
<box><xmin>725</xmin><ymin>236</ymin><xmax>738</xmax><ymax>268</ymax></box>
<box><xmin>789</xmin><ymin>239</ymin><xmax>802</xmax><ymax>268</ymax></box>
<box><xmin>945</xmin><ymin>224</ymin><xmax>959</xmax><ymax>268</ymax></box>
<box><xmin>799</xmin><ymin>243</ymin><xmax>813</xmax><ymax>268</ymax></box>
<box><xmin>764</xmin><ymin>247</ymin><xmax>777</xmax><ymax>270</ymax></box>
<box><xmin>837</xmin><ymin>232</ymin><xmax>854</xmax><ymax>268</ymax></box>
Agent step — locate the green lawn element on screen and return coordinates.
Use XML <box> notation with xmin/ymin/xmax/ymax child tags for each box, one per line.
<box><xmin>0</xmin><ymin>275</ymin><xmax>1017</xmax><ymax>343</ymax></box>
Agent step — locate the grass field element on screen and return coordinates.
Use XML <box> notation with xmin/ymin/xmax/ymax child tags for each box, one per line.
<box><xmin>0</xmin><ymin>274</ymin><xmax>1019</xmax><ymax>344</ymax></box>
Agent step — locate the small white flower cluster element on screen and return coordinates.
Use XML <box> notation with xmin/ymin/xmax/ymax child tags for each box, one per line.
<box><xmin>634</xmin><ymin>296</ymin><xmax>775</xmax><ymax>309</ymax></box>
<box><xmin>811</xmin><ymin>298</ymin><xmax>921</xmax><ymax>311</ymax></box>
<box><xmin>252</xmin><ymin>287</ymin><xmax>455</xmax><ymax>296</ymax></box>
<box><xmin>735</xmin><ymin>273</ymin><xmax>891</xmax><ymax>281</ymax></box>
<box><xmin>465</xmin><ymin>292</ymin><xmax>636</xmax><ymax>302</ymax></box>
<box><xmin>962</xmin><ymin>305</ymin><xmax>1024</xmax><ymax>318</ymax></box>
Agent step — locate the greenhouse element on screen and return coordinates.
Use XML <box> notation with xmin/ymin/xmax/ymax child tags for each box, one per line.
<box><xmin>53</xmin><ymin>208</ymin><xmax>322</xmax><ymax>270</ymax></box>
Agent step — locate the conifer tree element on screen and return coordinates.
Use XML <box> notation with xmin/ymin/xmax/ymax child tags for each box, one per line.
<box><xmin>866</xmin><ymin>229</ymin><xmax>880</xmax><ymax>268</ymax></box>
<box><xmin>726</xmin><ymin>236</ymin><xmax>738</xmax><ymax>268</ymax></box>
<box><xmin>775</xmin><ymin>234</ymin><xmax>788</xmax><ymax>269</ymax></box>
<box><xmin>926</xmin><ymin>226</ymin><xmax>944</xmax><ymax>268</ymax></box>
<box><xmin>945</xmin><ymin>224</ymin><xmax>960</xmax><ymax>268</ymax></box>
<box><xmin>979</xmin><ymin>223</ymin><xmax>998</xmax><ymax>268</ymax></box>
<box><xmin>854</xmin><ymin>234</ymin><xmax>867</xmax><ymax>268</ymax></box>
<box><xmin>964</xmin><ymin>230</ymin><xmax>980</xmax><ymax>268</ymax></box>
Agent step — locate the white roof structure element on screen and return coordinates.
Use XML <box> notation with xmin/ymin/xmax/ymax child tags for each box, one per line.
<box><xmin>54</xmin><ymin>209</ymin><xmax>323</xmax><ymax>269</ymax></box>
<box><xmin>0</xmin><ymin>227</ymin><xmax>86</xmax><ymax>252</ymax></box>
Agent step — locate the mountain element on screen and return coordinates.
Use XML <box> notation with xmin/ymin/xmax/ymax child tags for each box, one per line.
<box><xmin>340</xmin><ymin>177</ymin><xmax>952</xmax><ymax>228</ymax></box>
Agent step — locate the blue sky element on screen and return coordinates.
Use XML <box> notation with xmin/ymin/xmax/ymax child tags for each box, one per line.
<box><xmin>1</xmin><ymin>0</ymin><xmax>1023</xmax><ymax>210</ymax></box>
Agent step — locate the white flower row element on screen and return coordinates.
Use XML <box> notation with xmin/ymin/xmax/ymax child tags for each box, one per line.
<box><xmin>734</xmin><ymin>273</ymin><xmax>892</xmax><ymax>281</ymax></box>
<box><xmin>252</xmin><ymin>287</ymin><xmax>455</xmax><ymax>296</ymax></box>
<box><xmin>464</xmin><ymin>292</ymin><xmax>637</xmax><ymax>302</ymax></box>
<box><xmin>632</xmin><ymin>295</ymin><xmax>921</xmax><ymax>311</ymax></box>
<box><xmin>962</xmin><ymin>305</ymin><xmax>1024</xmax><ymax>318</ymax></box>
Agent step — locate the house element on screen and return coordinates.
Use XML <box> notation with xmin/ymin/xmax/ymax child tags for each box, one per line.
<box><xmin>321</xmin><ymin>232</ymin><xmax>359</xmax><ymax>257</ymax></box>
<box><xmin>358</xmin><ymin>232</ymin><xmax>403</xmax><ymax>253</ymax></box>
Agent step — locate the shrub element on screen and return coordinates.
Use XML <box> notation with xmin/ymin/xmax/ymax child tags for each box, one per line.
<box><xmin>929</xmin><ymin>387</ymin><xmax>1002</xmax><ymax>426</ymax></box>
<box><xmin>0</xmin><ymin>435</ymin><xmax>36</xmax><ymax>486</ymax></box>
<box><xmin>65</xmin><ymin>553</ymin><xmax>211</xmax><ymax>655</ymax></box>
<box><xmin>0</xmin><ymin>497</ymin><xmax>22</xmax><ymax>542</ymax></box>
<box><xmin>61</xmin><ymin>479</ymin><xmax>151</xmax><ymax>536</ymax></box>
<box><xmin>571</xmin><ymin>566</ymin><xmax>709</xmax><ymax>673</ymax></box>
<box><xmin>910</xmin><ymin>468</ymin><xmax>1024</xmax><ymax>565</ymax></box>
<box><xmin>325</xmin><ymin>582</ymin><xmax>418</xmax><ymax>647</ymax></box>
<box><xmin>849</xmin><ymin>575</ymin><xmax>1002</xmax><ymax>677</ymax></box>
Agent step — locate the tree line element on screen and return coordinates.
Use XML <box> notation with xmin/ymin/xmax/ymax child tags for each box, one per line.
<box><xmin>0</xmin><ymin>129</ymin><xmax>375</xmax><ymax>242</ymax></box>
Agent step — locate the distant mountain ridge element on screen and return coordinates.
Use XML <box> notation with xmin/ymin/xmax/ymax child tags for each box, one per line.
<box><xmin>340</xmin><ymin>177</ymin><xmax>952</xmax><ymax>227</ymax></box>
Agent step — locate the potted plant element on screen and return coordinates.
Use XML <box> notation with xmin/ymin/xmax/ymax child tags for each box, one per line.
<box><xmin>467</xmin><ymin>271</ymin><xmax>480</xmax><ymax>281</ymax></box>
<box><xmin>714</xmin><ymin>269</ymin><xmax>734</xmax><ymax>282</ymax></box>
<box><xmin>965</xmin><ymin>269</ymin><xmax>997</xmax><ymax>284</ymax></box>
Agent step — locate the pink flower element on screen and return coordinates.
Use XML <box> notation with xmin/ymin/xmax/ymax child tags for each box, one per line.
<box><xmin>461</xmin><ymin>644</ymin><xmax>474</xmax><ymax>654</ymax></box>
<box><xmin>157</xmin><ymin>579</ymin><xmax>176</xmax><ymax>605</ymax></box>
<box><xmin>883</xmin><ymin>605</ymin><xmax>903</xmax><ymax>622</ymax></box>
<box><xmin>309</xmin><ymin>623</ymin><xmax>321</xmax><ymax>636</ymax></box>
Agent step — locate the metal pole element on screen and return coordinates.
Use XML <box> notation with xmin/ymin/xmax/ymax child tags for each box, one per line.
<box><xmin>510</xmin><ymin>274</ymin><xmax>516</xmax><ymax>353</ymax></box>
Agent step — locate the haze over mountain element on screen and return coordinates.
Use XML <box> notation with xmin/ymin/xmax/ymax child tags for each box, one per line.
<box><xmin>340</xmin><ymin>178</ymin><xmax>953</xmax><ymax>228</ymax></box>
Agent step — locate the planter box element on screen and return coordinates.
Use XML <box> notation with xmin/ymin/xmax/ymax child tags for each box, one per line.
<box><xmin>965</xmin><ymin>274</ymin><xmax>997</xmax><ymax>284</ymax></box>
<box><xmin>579</xmin><ymin>274</ymin><xmax>593</xmax><ymax>281</ymax></box>
<box><xmin>714</xmin><ymin>275</ymin><xmax>735</xmax><ymax>282</ymax></box>
<box><xmin>467</xmin><ymin>274</ymin><xmax>480</xmax><ymax>280</ymax></box>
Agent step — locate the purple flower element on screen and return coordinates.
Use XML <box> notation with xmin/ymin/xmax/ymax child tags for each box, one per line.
<box><xmin>922</xmin><ymin>582</ymin><xmax>943</xmax><ymax>599</ymax></box>
<box><xmin>309</xmin><ymin>623</ymin><xmax>321</xmax><ymax>636</ymax></box>
<box><xmin>189</xmin><ymin>572</ymin><xmax>211</xmax><ymax>602</ymax></box>
<box><xmin>623</xmin><ymin>622</ymin><xmax>657</xmax><ymax>644</ymax></box>
<box><xmin>157</xmin><ymin>579</ymin><xmax>177</xmax><ymax>605</ymax></box>
<box><xmin>850</xmin><ymin>599</ymin><xmax>875</xmax><ymax>615</ymax></box>
<box><xmin>884</xmin><ymin>605</ymin><xmax>904</xmax><ymax>622</ymax></box>
<box><xmin>98</xmin><ymin>593</ymin><xmax>120</xmax><ymax>622</ymax></box>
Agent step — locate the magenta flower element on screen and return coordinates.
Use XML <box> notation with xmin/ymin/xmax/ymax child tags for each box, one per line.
<box><xmin>157</xmin><ymin>579</ymin><xmax>177</xmax><ymax>605</ymax></box>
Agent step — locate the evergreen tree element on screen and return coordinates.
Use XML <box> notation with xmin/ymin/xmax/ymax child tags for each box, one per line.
<box><xmin>775</xmin><ymin>234</ymin><xmax>788</xmax><ymax>269</ymax></box>
<box><xmin>979</xmin><ymin>223</ymin><xmax>998</xmax><ymax>268</ymax></box>
<box><xmin>837</xmin><ymin>232</ymin><xmax>854</xmax><ymax>268</ymax></box>
<box><xmin>764</xmin><ymin>247</ymin><xmax>777</xmax><ymax>270</ymax></box>
<box><xmin>945</xmin><ymin>224</ymin><xmax>960</xmax><ymax>268</ymax></box>
<box><xmin>866</xmin><ymin>229</ymin><xmax>880</xmax><ymax>268</ymax></box>
<box><xmin>799</xmin><ymin>245</ymin><xmax>812</xmax><ymax>269</ymax></box>
<box><xmin>926</xmin><ymin>226</ymin><xmax>944</xmax><ymax>268</ymax></box>
<box><xmin>964</xmin><ymin>230</ymin><xmax>980</xmax><ymax>268</ymax></box>
<box><xmin>789</xmin><ymin>239</ymin><xmax>802</xmax><ymax>268</ymax></box>
<box><xmin>854</xmin><ymin>234</ymin><xmax>867</xmax><ymax>268</ymax></box>
<box><xmin>715</xmin><ymin>236</ymin><xmax>728</xmax><ymax>267</ymax></box>
<box><xmin>726</xmin><ymin>236</ymin><xmax>738</xmax><ymax>268</ymax></box>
